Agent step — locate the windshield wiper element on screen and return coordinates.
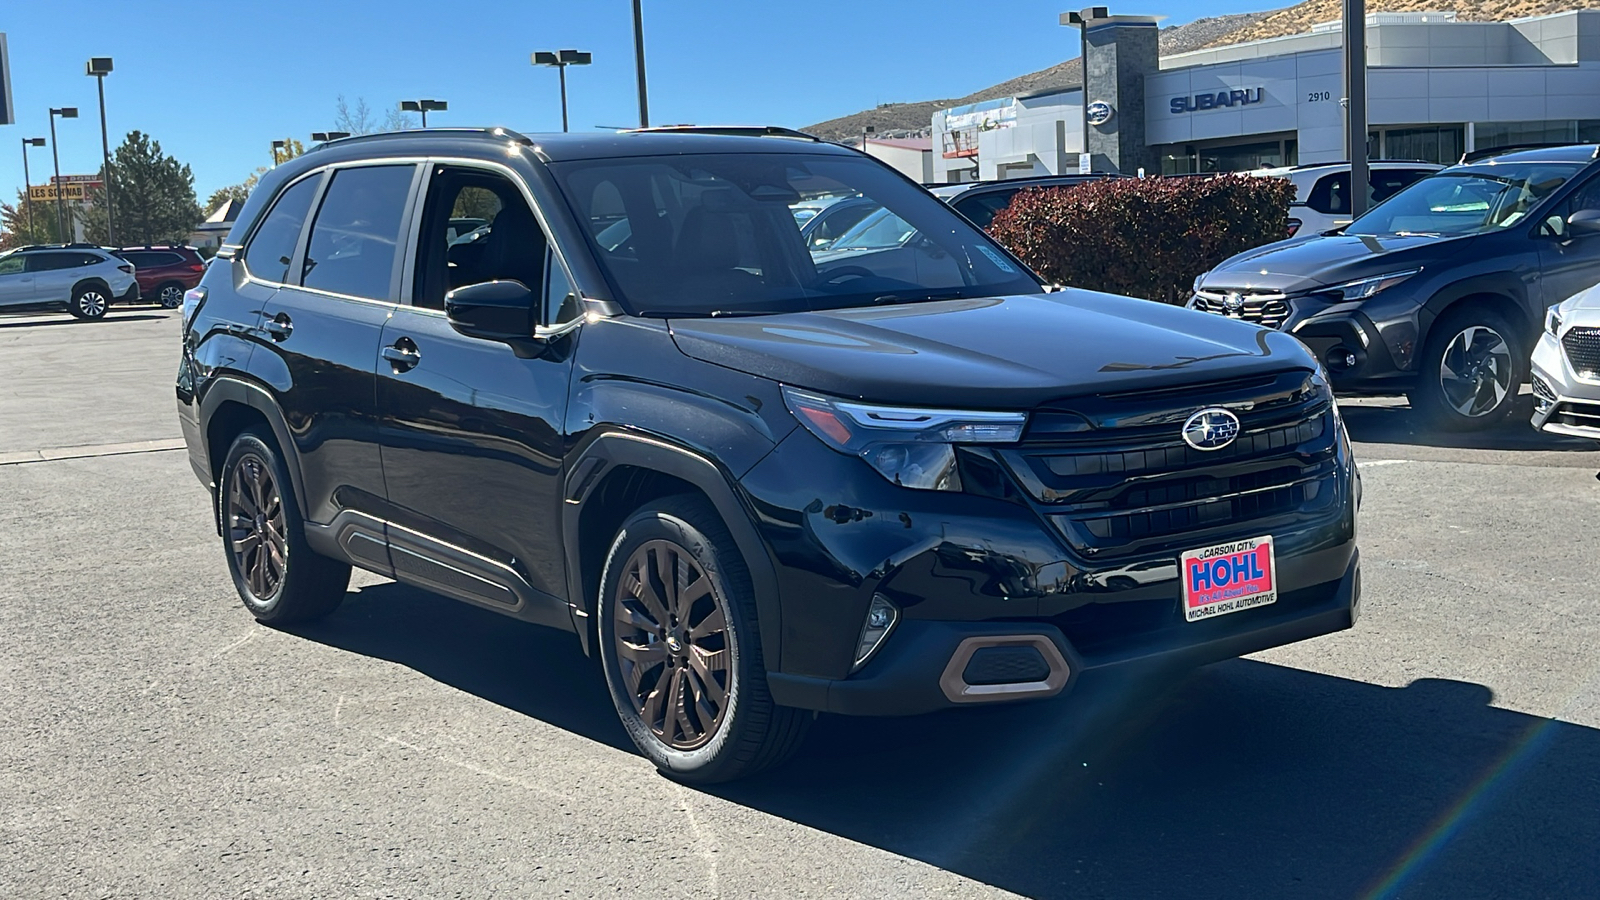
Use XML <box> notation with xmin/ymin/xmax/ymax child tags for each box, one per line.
<box><xmin>868</xmin><ymin>290</ymin><xmax>967</xmax><ymax>306</ymax></box>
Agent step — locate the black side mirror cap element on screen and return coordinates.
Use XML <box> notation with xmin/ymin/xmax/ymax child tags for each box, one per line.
<box><xmin>445</xmin><ymin>280</ymin><xmax>540</xmax><ymax>353</ymax></box>
<box><xmin>1569</xmin><ymin>209</ymin><xmax>1600</xmax><ymax>236</ymax></box>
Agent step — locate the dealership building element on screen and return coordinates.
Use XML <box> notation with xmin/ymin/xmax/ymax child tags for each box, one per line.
<box><xmin>931</xmin><ymin>8</ymin><xmax>1600</xmax><ymax>181</ymax></box>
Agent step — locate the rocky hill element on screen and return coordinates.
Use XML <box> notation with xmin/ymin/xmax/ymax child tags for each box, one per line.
<box><xmin>1204</xmin><ymin>0</ymin><xmax>1593</xmax><ymax>46</ymax></box>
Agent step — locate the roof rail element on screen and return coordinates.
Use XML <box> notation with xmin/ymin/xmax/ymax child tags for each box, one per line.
<box><xmin>624</xmin><ymin>125</ymin><xmax>820</xmax><ymax>141</ymax></box>
<box><xmin>306</xmin><ymin>127</ymin><xmax>534</xmax><ymax>153</ymax></box>
<box><xmin>15</xmin><ymin>242</ymin><xmax>103</xmax><ymax>251</ymax></box>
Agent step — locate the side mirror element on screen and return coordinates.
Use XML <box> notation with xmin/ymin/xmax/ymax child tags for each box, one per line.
<box><xmin>1568</xmin><ymin>209</ymin><xmax>1600</xmax><ymax>236</ymax></box>
<box><xmin>445</xmin><ymin>280</ymin><xmax>537</xmax><ymax>348</ymax></box>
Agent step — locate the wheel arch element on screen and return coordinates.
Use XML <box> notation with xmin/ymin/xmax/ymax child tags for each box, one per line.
<box><xmin>1421</xmin><ymin>276</ymin><xmax>1537</xmax><ymax>352</ymax></box>
<box><xmin>199</xmin><ymin>377</ymin><xmax>309</xmax><ymax>531</ymax></box>
<box><xmin>70</xmin><ymin>277</ymin><xmax>112</xmax><ymax>298</ymax></box>
<box><xmin>564</xmin><ymin>431</ymin><xmax>783</xmax><ymax>670</ymax></box>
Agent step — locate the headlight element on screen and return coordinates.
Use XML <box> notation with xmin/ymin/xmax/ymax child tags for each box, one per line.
<box><xmin>1546</xmin><ymin>304</ymin><xmax>1564</xmax><ymax>336</ymax></box>
<box><xmin>782</xmin><ymin>386</ymin><xmax>1027</xmax><ymax>491</ymax></box>
<box><xmin>1325</xmin><ymin>269</ymin><xmax>1420</xmax><ymax>302</ymax></box>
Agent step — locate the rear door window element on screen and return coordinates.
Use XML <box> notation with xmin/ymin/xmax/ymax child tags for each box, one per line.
<box><xmin>301</xmin><ymin>165</ymin><xmax>416</xmax><ymax>301</ymax></box>
<box><xmin>244</xmin><ymin>175</ymin><xmax>322</xmax><ymax>284</ymax></box>
<box><xmin>952</xmin><ymin>189</ymin><xmax>1021</xmax><ymax>230</ymax></box>
<box><xmin>24</xmin><ymin>253</ymin><xmax>78</xmax><ymax>272</ymax></box>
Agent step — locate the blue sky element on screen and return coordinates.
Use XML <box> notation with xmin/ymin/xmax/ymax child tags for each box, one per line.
<box><xmin>2</xmin><ymin>0</ymin><xmax>1265</xmax><ymax>205</ymax></box>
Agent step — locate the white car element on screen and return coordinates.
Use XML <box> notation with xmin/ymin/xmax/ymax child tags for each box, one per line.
<box><xmin>1532</xmin><ymin>283</ymin><xmax>1600</xmax><ymax>439</ymax></box>
<box><xmin>1253</xmin><ymin>161</ymin><xmax>1443</xmax><ymax>238</ymax></box>
<box><xmin>0</xmin><ymin>244</ymin><xmax>140</xmax><ymax>320</ymax></box>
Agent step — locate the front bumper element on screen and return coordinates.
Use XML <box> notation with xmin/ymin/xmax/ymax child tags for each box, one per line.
<box><xmin>1530</xmin><ymin>329</ymin><xmax>1600</xmax><ymax>439</ymax></box>
<box><xmin>770</xmin><ymin>551</ymin><xmax>1360</xmax><ymax>715</ymax></box>
<box><xmin>1190</xmin><ymin>292</ymin><xmax>1421</xmax><ymax>393</ymax></box>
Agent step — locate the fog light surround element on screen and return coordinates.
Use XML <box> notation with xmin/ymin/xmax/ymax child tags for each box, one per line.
<box><xmin>851</xmin><ymin>594</ymin><xmax>900</xmax><ymax>672</ymax></box>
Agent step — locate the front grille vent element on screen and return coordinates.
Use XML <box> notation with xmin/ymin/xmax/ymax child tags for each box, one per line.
<box><xmin>1562</xmin><ymin>327</ymin><xmax>1600</xmax><ymax>379</ymax></box>
<box><xmin>1191</xmin><ymin>290</ymin><xmax>1292</xmax><ymax>329</ymax></box>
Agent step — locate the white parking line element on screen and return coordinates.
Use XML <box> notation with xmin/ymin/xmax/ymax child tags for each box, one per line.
<box><xmin>1358</xmin><ymin>459</ymin><xmax>1410</xmax><ymax>468</ymax></box>
<box><xmin>0</xmin><ymin>438</ymin><xmax>186</xmax><ymax>467</ymax></box>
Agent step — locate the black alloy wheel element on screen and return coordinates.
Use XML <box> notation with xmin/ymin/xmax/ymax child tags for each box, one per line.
<box><xmin>1411</xmin><ymin>307</ymin><xmax>1524</xmax><ymax>430</ymax></box>
<box><xmin>613</xmin><ymin>539</ymin><xmax>732</xmax><ymax>750</ymax></box>
<box><xmin>228</xmin><ymin>451</ymin><xmax>289</xmax><ymax>601</ymax></box>
<box><xmin>218</xmin><ymin>429</ymin><xmax>350</xmax><ymax>625</ymax></box>
<box><xmin>1436</xmin><ymin>324</ymin><xmax>1514</xmax><ymax>419</ymax></box>
<box><xmin>597</xmin><ymin>495</ymin><xmax>809</xmax><ymax>783</ymax></box>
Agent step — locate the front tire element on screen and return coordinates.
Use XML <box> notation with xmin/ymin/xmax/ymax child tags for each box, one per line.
<box><xmin>68</xmin><ymin>285</ymin><xmax>109</xmax><ymax>320</ymax></box>
<box><xmin>1409</xmin><ymin>308</ymin><xmax>1523</xmax><ymax>431</ymax></box>
<box><xmin>597</xmin><ymin>495</ymin><xmax>809</xmax><ymax>784</ymax></box>
<box><xmin>218</xmin><ymin>429</ymin><xmax>350</xmax><ymax>625</ymax></box>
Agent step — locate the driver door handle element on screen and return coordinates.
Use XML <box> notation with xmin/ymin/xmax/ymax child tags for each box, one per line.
<box><xmin>382</xmin><ymin>338</ymin><xmax>421</xmax><ymax>372</ymax></box>
<box><xmin>263</xmin><ymin>313</ymin><xmax>293</xmax><ymax>340</ymax></box>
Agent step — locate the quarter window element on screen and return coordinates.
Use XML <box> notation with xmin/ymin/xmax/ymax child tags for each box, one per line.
<box><xmin>244</xmin><ymin>175</ymin><xmax>321</xmax><ymax>284</ymax></box>
<box><xmin>302</xmin><ymin>165</ymin><xmax>415</xmax><ymax>301</ymax></box>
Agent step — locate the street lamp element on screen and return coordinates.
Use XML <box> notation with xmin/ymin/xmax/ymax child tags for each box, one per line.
<box><xmin>311</xmin><ymin>131</ymin><xmax>351</xmax><ymax>142</ymax></box>
<box><xmin>86</xmin><ymin>57</ymin><xmax>115</xmax><ymax>246</ymax></box>
<box><xmin>48</xmin><ymin>107</ymin><xmax>78</xmax><ymax>242</ymax></box>
<box><xmin>399</xmin><ymin>99</ymin><xmax>447</xmax><ymax>127</ymax></box>
<box><xmin>271</xmin><ymin>140</ymin><xmax>286</xmax><ymax>166</ymax></box>
<box><xmin>19</xmin><ymin>137</ymin><xmax>46</xmax><ymax>238</ymax></box>
<box><xmin>632</xmin><ymin>0</ymin><xmax>650</xmax><ymax>128</ymax></box>
<box><xmin>532</xmin><ymin>50</ymin><xmax>592</xmax><ymax>132</ymax></box>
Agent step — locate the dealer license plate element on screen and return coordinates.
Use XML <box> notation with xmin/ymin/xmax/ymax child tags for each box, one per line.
<box><xmin>1180</xmin><ymin>536</ymin><xmax>1277</xmax><ymax>623</ymax></box>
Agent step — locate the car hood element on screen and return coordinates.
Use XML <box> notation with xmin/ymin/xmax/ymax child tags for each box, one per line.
<box><xmin>668</xmin><ymin>291</ymin><xmax>1315</xmax><ymax>408</ymax></box>
<box><xmin>1560</xmin><ymin>279</ymin><xmax>1600</xmax><ymax>315</ymax></box>
<box><xmin>1203</xmin><ymin>233</ymin><xmax>1473</xmax><ymax>292</ymax></box>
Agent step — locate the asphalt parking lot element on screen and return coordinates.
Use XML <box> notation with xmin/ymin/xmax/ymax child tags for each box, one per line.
<box><xmin>2</xmin><ymin>307</ymin><xmax>1598</xmax><ymax>899</ymax></box>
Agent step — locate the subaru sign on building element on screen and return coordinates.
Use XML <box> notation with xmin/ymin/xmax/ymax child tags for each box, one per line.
<box><xmin>932</xmin><ymin>9</ymin><xmax>1600</xmax><ymax>182</ymax></box>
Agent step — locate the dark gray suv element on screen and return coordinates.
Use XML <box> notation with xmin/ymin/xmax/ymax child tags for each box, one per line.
<box><xmin>1193</xmin><ymin>145</ymin><xmax>1600</xmax><ymax>429</ymax></box>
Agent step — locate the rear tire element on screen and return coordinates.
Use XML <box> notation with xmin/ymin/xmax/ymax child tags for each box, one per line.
<box><xmin>68</xmin><ymin>285</ymin><xmax>109</xmax><ymax>320</ymax></box>
<box><xmin>218</xmin><ymin>429</ymin><xmax>350</xmax><ymax>625</ymax></box>
<box><xmin>597</xmin><ymin>494</ymin><xmax>809</xmax><ymax>784</ymax></box>
<box><xmin>1409</xmin><ymin>307</ymin><xmax>1523</xmax><ymax>431</ymax></box>
<box><xmin>156</xmin><ymin>282</ymin><xmax>186</xmax><ymax>309</ymax></box>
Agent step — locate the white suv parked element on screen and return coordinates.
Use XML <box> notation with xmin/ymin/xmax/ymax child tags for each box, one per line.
<box><xmin>0</xmin><ymin>244</ymin><xmax>140</xmax><ymax>319</ymax></box>
<box><xmin>1533</xmin><ymin>282</ymin><xmax>1600</xmax><ymax>440</ymax></box>
<box><xmin>1253</xmin><ymin>161</ymin><xmax>1443</xmax><ymax>238</ymax></box>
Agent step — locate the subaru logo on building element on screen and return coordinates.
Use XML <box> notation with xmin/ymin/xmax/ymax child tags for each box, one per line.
<box><xmin>1182</xmin><ymin>408</ymin><xmax>1241</xmax><ymax>451</ymax></box>
<box><xmin>1223</xmin><ymin>292</ymin><xmax>1245</xmax><ymax>312</ymax></box>
<box><xmin>1085</xmin><ymin>101</ymin><xmax>1114</xmax><ymax>127</ymax></box>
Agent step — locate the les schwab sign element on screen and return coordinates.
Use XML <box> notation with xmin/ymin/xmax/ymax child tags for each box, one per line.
<box><xmin>1171</xmin><ymin>87</ymin><xmax>1265</xmax><ymax>114</ymax></box>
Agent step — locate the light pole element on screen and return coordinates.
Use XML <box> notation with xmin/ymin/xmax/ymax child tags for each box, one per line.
<box><xmin>632</xmin><ymin>0</ymin><xmax>650</xmax><ymax>128</ymax></box>
<box><xmin>1343</xmin><ymin>0</ymin><xmax>1370</xmax><ymax>217</ymax></box>
<box><xmin>20</xmin><ymin>137</ymin><xmax>46</xmax><ymax>238</ymax></box>
<box><xmin>400</xmin><ymin>99</ymin><xmax>447</xmax><ymax>127</ymax></box>
<box><xmin>271</xmin><ymin>140</ymin><xmax>286</xmax><ymax>166</ymax></box>
<box><xmin>48</xmin><ymin>107</ymin><xmax>78</xmax><ymax>242</ymax></box>
<box><xmin>311</xmin><ymin>131</ymin><xmax>351</xmax><ymax>143</ymax></box>
<box><xmin>86</xmin><ymin>57</ymin><xmax>115</xmax><ymax>246</ymax></box>
<box><xmin>532</xmin><ymin>50</ymin><xmax>592</xmax><ymax>132</ymax></box>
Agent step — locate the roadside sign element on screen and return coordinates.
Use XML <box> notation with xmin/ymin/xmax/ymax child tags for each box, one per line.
<box><xmin>29</xmin><ymin>183</ymin><xmax>90</xmax><ymax>202</ymax></box>
<box><xmin>0</xmin><ymin>34</ymin><xmax>14</xmax><ymax>126</ymax></box>
<box><xmin>51</xmin><ymin>174</ymin><xmax>103</xmax><ymax>185</ymax></box>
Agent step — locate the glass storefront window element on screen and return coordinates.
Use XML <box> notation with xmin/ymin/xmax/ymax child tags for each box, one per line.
<box><xmin>1382</xmin><ymin>126</ymin><xmax>1464</xmax><ymax>165</ymax></box>
<box><xmin>1476</xmin><ymin>120</ymin><xmax>1577</xmax><ymax>151</ymax></box>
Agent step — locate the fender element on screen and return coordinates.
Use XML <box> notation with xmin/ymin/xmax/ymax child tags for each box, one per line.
<box><xmin>562</xmin><ymin>430</ymin><xmax>785</xmax><ymax>670</ymax></box>
<box><xmin>197</xmin><ymin>375</ymin><xmax>311</xmax><ymax>528</ymax></box>
<box><xmin>1419</xmin><ymin>271</ymin><xmax>1536</xmax><ymax>342</ymax></box>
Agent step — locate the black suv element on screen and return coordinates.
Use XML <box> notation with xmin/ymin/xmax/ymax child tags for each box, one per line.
<box><xmin>1193</xmin><ymin>145</ymin><xmax>1600</xmax><ymax>429</ymax></box>
<box><xmin>177</xmin><ymin>127</ymin><xmax>1360</xmax><ymax>783</ymax></box>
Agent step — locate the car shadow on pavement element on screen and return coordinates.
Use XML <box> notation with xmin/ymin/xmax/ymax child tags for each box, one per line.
<box><xmin>713</xmin><ymin>662</ymin><xmax>1600</xmax><ymax>900</ymax></box>
<box><xmin>1341</xmin><ymin>394</ymin><xmax>1596</xmax><ymax>452</ymax></box>
<box><xmin>292</xmin><ymin>580</ymin><xmax>634</xmax><ymax>753</ymax></box>
<box><xmin>295</xmin><ymin>580</ymin><xmax>1599</xmax><ymax>899</ymax></box>
<box><xmin>0</xmin><ymin>313</ymin><xmax>169</xmax><ymax>329</ymax></box>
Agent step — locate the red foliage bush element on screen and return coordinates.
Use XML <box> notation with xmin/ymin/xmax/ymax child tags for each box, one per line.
<box><xmin>987</xmin><ymin>174</ymin><xmax>1296</xmax><ymax>305</ymax></box>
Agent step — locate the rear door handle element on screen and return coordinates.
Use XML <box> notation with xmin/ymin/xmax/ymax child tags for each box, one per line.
<box><xmin>382</xmin><ymin>338</ymin><xmax>421</xmax><ymax>372</ymax></box>
<box><xmin>263</xmin><ymin>313</ymin><xmax>293</xmax><ymax>340</ymax></box>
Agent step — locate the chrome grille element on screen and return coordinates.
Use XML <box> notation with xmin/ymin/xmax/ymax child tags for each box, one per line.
<box><xmin>1191</xmin><ymin>290</ymin><xmax>1292</xmax><ymax>329</ymax></box>
<box><xmin>1562</xmin><ymin>327</ymin><xmax>1600</xmax><ymax>379</ymax></box>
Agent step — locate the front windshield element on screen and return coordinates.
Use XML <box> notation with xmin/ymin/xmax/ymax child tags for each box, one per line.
<box><xmin>1346</xmin><ymin>164</ymin><xmax>1580</xmax><ymax>237</ymax></box>
<box><xmin>549</xmin><ymin>152</ymin><xmax>1040</xmax><ymax>316</ymax></box>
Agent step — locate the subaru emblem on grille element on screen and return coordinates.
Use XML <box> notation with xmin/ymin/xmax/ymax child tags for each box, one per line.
<box><xmin>1182</xmin><ymin>408</ymin><xmax>1241</xmax><ymax>451</ymax></box>
<box><xmin>1223</xmin><ymin>292</ymin><xmax>1245</xmax><ymax>312</ymax></box>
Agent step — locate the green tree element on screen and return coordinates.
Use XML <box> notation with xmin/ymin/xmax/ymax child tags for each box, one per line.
<box><xmin>1</xmin><ymin>188</ymin><xmax>76</xmax><ymax>249</ymax></box>
<box><xmin>81</xmin><ymin>131</ymin><xmax>201</xmax><ymax>246</ymax></box>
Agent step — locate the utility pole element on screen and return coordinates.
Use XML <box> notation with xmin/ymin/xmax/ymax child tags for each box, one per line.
<box><xmin>632</xmin><ymin>0</ymin><xmax>650</xmax><ymax>127</ymax></box>
<box><xmin>20</xmin><ymin>137</ymin><xmax>45</xmax><ymax>238</ymax></box>
<box><xmin>48</xmin><ymin>107</ymin><xmax>78</xmax><ymax>241</ymax></box>
<box><xmin>1343</xmin><ymin>0</ymin><xmax>1369</xmax><ymax>218</ymax></box>
<box><xmin>87</xmin><ymin>57</ymin><xmax>115</xmax><ymax>245</ymax></box>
